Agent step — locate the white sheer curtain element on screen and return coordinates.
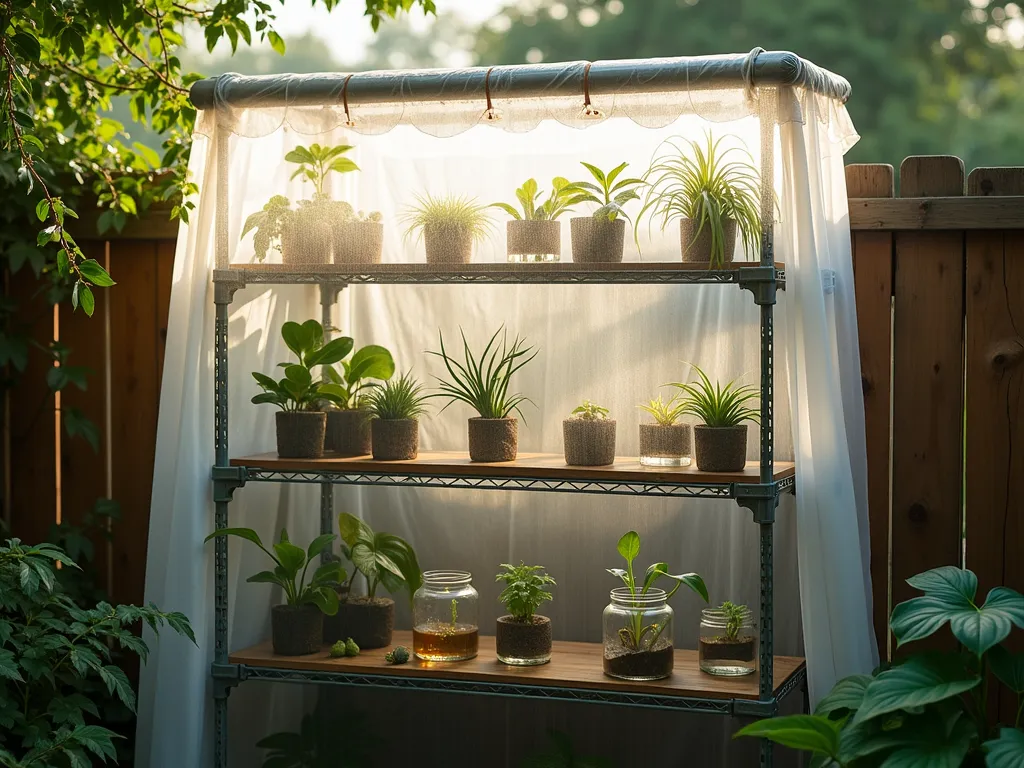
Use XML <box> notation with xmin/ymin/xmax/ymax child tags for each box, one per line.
<box><xmin>136</xmin><ymin>82</ymin><xmax>875</xmax><ymax>767</ymax></box>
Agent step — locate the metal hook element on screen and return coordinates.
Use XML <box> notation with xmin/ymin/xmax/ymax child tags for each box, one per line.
<box><xmin>580</xmin><ymin>61</ymin><xmax>603</xmax><ymax>119</ymax></box>
<box><xmin>482</xmin><ymin>66</ymin><xmax>502</xmax><ymax>122</ymax></box>
<box><xmin>342</xmin><ymin>73</ymin><xmax>356</xmax><ymax>127</ymax></box>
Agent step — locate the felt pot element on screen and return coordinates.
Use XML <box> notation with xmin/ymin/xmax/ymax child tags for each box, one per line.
<box><xmin>333</xmin><ymin>221</ymin><xmax>383</xmax><ymax>265</ymax></box>
<box><xmin>280</xmin><ymin>221</ymin><xmax>332</xmax><ymax>266</ymax></box>
<box><xmin>468</xmin><ymin>417</ymin><xmax>517</xmax><ymax>462</ymax></box>
<box><xmin>326</xmin><ymin>409</ymin><xmax>372</xmax><ymax>456</ymax></box>
<box><xmin>638</xmin><ymin>423</ymin><xmax>691</xmax><ymax>467</ymax></box>
<box><xmin>496</xmin><ymin>615</ymin><xmax>552</xmax><ymax>666</ymax></box>
<box><xmin>275</xmin><ymin>411</ymin><xmax>326</xmax><ymax>459</ymax></box>
<box><xmin>271</xmin><ymin>604</ymin><xmax>323</xmax><ymax>656</ymax></box>
<box><xmin>507</xmin><ymin>220</ymin><xmax>560</xmax><ymax>260</ymax></box>
<box><xmin>323</xmin><ymin>596</ymin><xmax>394</xmax><ymax>649</ymax></box>
<box><xmin>679</xmin><ymin>218</ymin><xmax>737</xmax><ymax>264</ymax></box>
<box><xmin>693</xmin><ymin>424</ymin><xmax>748</xmax><ymax>472</ymax></box>
<box><xmin>424</xmin><ymin>226</ymin><xmax>473</xmax><ymax>265</ymax></box>
<box><xmin>371</xmin><ymin>419</ymin><xmax>419</xmax><ymax>461</ymax></box>
<box><xmin>570</xmin><ymin>217</ymin><xmax>625</xmax><ymax>263</ymax></box>
<box><xmin>562</xmin><ymin>418</ymin><xmax>616</xmax><ymax>466</ymax></box>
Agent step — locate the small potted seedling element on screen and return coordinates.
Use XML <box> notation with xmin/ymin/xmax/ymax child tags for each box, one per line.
<box><xmin>324</xmin><ymin>512</ymin><xmax>421</xmax><ymax>649</ymax></box>
<box><xmin>567</xmin><ymin>161</ymin><xmax>643</xmax><ymax>263</ymax></box>
<box><xmin>636</xmin><ymin>392</ymin><xmax>691</xmax><ymax>467</ymax></box>
<box><xmin>333</xmin><ymin>205</ymin><xmax>385</xmax><ymax>265</ymax></box>
<box><xmin>365</xmin><ymin>372</ymin><xmax>430</xmax><ymax>460</ymax></box>
<box><xmin>603</xmin><ymin>530</ymin><xmax>707</xmax><ymax>681</ymax></box>
<box><xmin>251</xmin><ymin>320</ymin><xmax>352</xmax><ymax>458</ymax></box>
<box><xmin>241</xmin><ymin>195</ymin><xmax>296</xmax><ymax>263</ymax></box>
<box><xmin>204</xmin><ymin>527</ymin><xmax>344</xmax><ymax>656</ymax></box>
<box><xmin>323</xmin><ymin>341</ymin><xmax>395</xmax><ymax>455</ymax></box>
<box><xmin>402</xmin><ymin>193</ymin><xmax>493</xmax><ymax>265</ymax></box>
<box><xmin>495</xmin><ymin>562</ymin><xmax>556</xmax><ymax>666</ymax></box>
<box><xmin>562</xmin><ymin>399</ymin><xmax>616</xmax><ymax>466</ymax></box>
<box><xmin>637</xmin><ymin>133</ymin><xmax>761</xmax><ymax>266</ymax></box>
<box><xmin>428</xmin><ymin>326</ymin><xmax>537</xmax><ymax>462</ymax></box>
<box><xmin>286</xmin><ymin>142</ymin><xmax>361</xmax><ymax>265</ymax></box>
<box><xmin>698</xmin><ymin>600</ymin><xmax>756</xmax><ymax>676</ymax></box>
<box><xmin>671</xmin><ymin>363</ymin><xmax>759</xmax><ymax>472</ymax></box>
<box><xmin>491</xmin><ymin>177</ymin><xmax>586</xmax><ymax>263</ymax></box>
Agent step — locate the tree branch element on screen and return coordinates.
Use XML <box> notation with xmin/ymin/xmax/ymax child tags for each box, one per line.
<box><xmin>105</xmin><ymin>23</ymin><xmax>187</xmax><ymax>94</ymax></box>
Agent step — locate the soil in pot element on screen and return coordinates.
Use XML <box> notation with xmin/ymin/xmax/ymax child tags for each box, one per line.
<box><xmin>496</xmin><ymin>615</ymin><xmax>552</xmax><ymax>666</ymax></box>
<box><xmin>603</xmin><ymin>638</ymin><xmax>674</xmax><ymax>681</ymax></box>
<box><xmin>424</xmin><ymin>226</ymin><xmax>473</xmax><ymax>265</ymax></box>
<box><xmin>638</xmin><ymin>423</ymin><xmax>691</xmax><ymax>467</ymax></box>
<box><xmin>276</xmin><ymin>411</ymin><xmax>326</xmax><ymax>459</ymax></box>
<box><xmin>333</xmin><ymin>221</ymin><xmax>383</xmax><ymax>265</ymax></box>
<box><xmin>281</xmin><ymin>221</ymin><xmax>332</xmax><ymax>265</ymax></box>
<box><xmin>699</xmin><ymin>636</ymin><xmax>756</xmax><ymax>676</ymax></box>
<box><xmin>563</xmin><ymin>419</ymin><xmax>616</xmax><ymax>466</ymax></box>
<box><xmin>570</xmin><ymin>217</ymin><xmax>625</xmax><ymax>263</ymax></box>
<box><xmin>371</xmin><ymin>419</ymin><xmax>419</xmax><ymax>460</ymax></box>
<box><xmin>326</xmin><ymin>408</ymin><xmax>372</xmax><ymax>455</ymax></box>
<box><xmin>271</xmin><ymin>603</ymin><xmax>323</xmax><ymax>656</ymax></box>
<box><xmin>323</xmin><ymin>596</ymin><xmax>394</xmax><ymax>649</ymax></box>
<box><xmin>507</xmin><ymin>220</ymin><xmax>560</xmax><ymax>263</ymax></box>
<box><xmin>679</xmin><ymin>218</ymin><xmax>737</xmax><ymax>264</ymax></box>
<box><xmin>468</xmin><ymin>417</ymin><xmax>518</xmax><ymax>462</ymax></box>
<box><xmin>693</xmin><ymin>424</ymin><xmax>748</xmax><ymax>472</ymax></box>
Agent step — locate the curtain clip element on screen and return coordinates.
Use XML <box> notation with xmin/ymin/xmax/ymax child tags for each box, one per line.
<box><xmin>342</xmin><ymin>74</ymin><xmax>356</xmax><ymax>128</ymax></box>
<box><xmin>482</xmin><ymin>67</ymin><xmax>503</xmax><ymax>123</ymax></box>
<box><xmin>579</xmin><ymin>62</ymin><xmax>603</xmax><ymax>119</ymax></box>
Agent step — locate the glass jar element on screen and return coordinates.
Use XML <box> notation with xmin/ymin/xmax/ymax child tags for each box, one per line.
<box><xmin>602</xmin><ymin>587</ymin><xmax>674</xmax><ymax>681</ymax></box>
<box><xmin>638</xmin><ymin>423</ymin><xmax>692</xmax><ymax>467</ymax></box>
<box><xmin>699</xmin><ymin>606</ymin><xmax>757</xmax><ymax>676</ymax></box>
<box><xmin>412</xmin><ymin>570</ymin><xmax>479</xmax><ymax>661</ymax></box>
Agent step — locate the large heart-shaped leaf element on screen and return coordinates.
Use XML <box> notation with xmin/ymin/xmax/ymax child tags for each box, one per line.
<box><xmin>284</xmin><ymin>365</ymin><xmax>312</xmax><ymax>388</ymax></box>
<box><xmin>307</xmin><ymin>336</ymin><xmax>354</xmax><ymax>368</ymax></box>
<box><xmin>984</xmin><ymin>728</ymin><xmax>1024</xmax><ymax>768</ymax></box>
<box><xmin>878</xmin><ymin>713</ymin><xmax>974</xmax><ymax>768</ymax></box>
<box><xmin>272</xmin><ymin>540</ymin><xmax>306</xmax><ymax>581</ymax></box>
<box><xmin>853</xmin><ymin>653</ymin><xmax>980</xmax><ymax>724</ymax></box>
<box><xmin>338</xmin><ymin>512</ymin><xmax>373</xmax><ymax>549</ymax></box>
<box><xmin>347</xmin><ymin>345</ymin><xmax>395</xmax><ymax>382</ymax></box>
<box><xmin>733</xmin><ymin>715</ymin><xmax>841</xmax><ymax>759</ymax></box>
<box><xmin>309</xmin><ymin>560</ymin><xmax>345</xmax><ymax>588</ymax></box>
<box><xmin>989</xmin><ymin>645</ymin><xmax>1024</xmax><ymax>694</ymax></box>
<box><xmin>305</xmin><ymin>587</ymin><xmax>339</xmax><ymax>616</ymax></box>
<box><xmin>816</xmin><ymin>674</ymin><xmax>872</xmax><ymax>716</ymax></box>
<box><xmin>280</xmin><ymin>321</ymin><xmax>307</xmax><ymax>358</ymax></box>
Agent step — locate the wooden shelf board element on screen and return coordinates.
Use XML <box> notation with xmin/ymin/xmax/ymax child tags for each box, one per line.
<box><xmin>230</xmin><ymin>631</ymin><xmax>805</xmax><ymax>702</ymax></box>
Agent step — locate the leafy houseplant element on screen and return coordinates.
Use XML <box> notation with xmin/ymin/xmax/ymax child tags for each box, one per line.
<box><xmin>323</xmin><ymin>341</ymin><xmax>395</xmax><ymax>456</ymax></box>
<box><xmin>323</xmin><ymin>512</ymin><xmax>422</xmax><ymax>650</ymax></box>
<box><xmin>365</xmin><ymin>372</ymin><xmax>430</xmax><ymax>461</ymax></box>
<box><xmin>495</xmin><ymin>562</ymin><xmax>557</xmax><ymax>666</ymax></box>
<box><xmin>699</xmin><ymin>601</ymin><xmax>756</xmax><ymax>676</ymax></box>
<box><xmin>204</xmin><ymin>528</ymin><xmax>345</xmax><ymax>656</ymax></box>
<box><xmin>603</xmin><ymin>530</ymin><xmax>709</xmax><ymax>681</ymax></box>
<box><xmin>567</xmin><ymin>161</ymin><xmax>644</xmax><ymax>263</ymax></box>
<box><xmin>252</xmin><ymin>319</ymin><xmax>353</xmax><ymax>458</ymax></box>
<box><xmin>563</xmin><ymin>399</ymin><xmax>617</xmax><ymax>467</ymax></box>
<box><xmin>638</xmin><ymin>133</ymin><xmax>762</xmax><ymax>267</ymax></box>
<box><xmin>242</xmin><ymin>194</ymin><xmax>295</xmax><ymax>263</ymax></box>
<box><xmin>491</xmin><ymin>177</ymin><xmax>587</xmax><ymax>262</ymax></box>
<box><xmin>735</xmin><ymin>566</ymin><xmax>1024</xmax><ymax>767</ymax></box>
<box><xmin>636</xmin><ymin>392</ymin><xmax>692</xmax><ymax>467</ymax></box>
<box><xmin>286</xmin><ymin>143</ymin><xmax>359</xmax><ymax>197</ymax></box>
<box><xmin>402</xmin><ymin>193</ymin><xmax>494</xmax><ymax>265</ymax></box>
<box><xmin>428</xmin><ymin>326</ymin><xmax>537</xmax><ymax>462</ymax></box>
<box><xmin>671</xmin><ymin>363</ymin><xmax>759</xmax><ymax>472</ymax></box>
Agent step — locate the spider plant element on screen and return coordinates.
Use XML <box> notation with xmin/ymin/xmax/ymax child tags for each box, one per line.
<box><xmin>491</xmin><ymin>178</ymin><xmax>588</xmax><ymax>221</ymax></box>
<box><xmin>427</xmin><ymin>327</ymin><xmax>537</xmax><ymax>420</ymax></box>
<box><xmin>637</xmin><ymin>393</ymin><xmax>686</xmax><ymax>426</ymax></box>
<box><xmin>365</xmin><ymin>372</ymin><xmax>430</xmax><ymax>421</ymax></box>
<box><xmin>567</xmin><ymin>161</ymin><xmax>644</xmax><ymax>223</ymax></box>
<box><xmin>401</xmin><ymin>193</ymin><xmax>494</xmax><ymax>243</ymax></box>
<box><xmin>637</xmin><ymin>132</ymin><xmax>762</xmax><ymax>266</ymax></box>
<box><xmin>669</xmin><ymin>363</ymin><xmax>760</xmax><ymax>427</ymax></box>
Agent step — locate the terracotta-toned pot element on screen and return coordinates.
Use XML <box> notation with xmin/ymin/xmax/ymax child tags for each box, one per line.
<box><xmin>570</xmin><ymin>217</ymin><xmax>625</xmax><ymax>263</ymax></box>
<box><xmin>275</xmin><ymin>411</ymin><xmax>326</xmax><ymax>459</ymax></box>
<box><xmin>679</xmin><ymin>218</ymin><xmax>737</xmax><ymax>264</ymax></box>
<box><xmin>507</xmin><ymin>220</ymin><xmax>560</xmax><ymax>260</ymax></box>
<box><xmin>424</xmin><ymin>226</ymin><xmax>473</xmax><ymax>265</ymax></box>
<box><xmin>271</xmin><ymin>604</ymin><xmax>323</xmax><ymax>656</ymax></box>
<box><xmin>326</xmin><ymin>408</ymin><xmax>372</xmax><ymax>456</ymax></box>
<box><xmin>468</xmin><ymin>417</ymin><xmax>517</xmax><ymax>462</ymax></box>
<box><xmin>693</xmin><ymin>424</ymin><xmax>748</xmax><ymax>472</ymax></box>
<box><xmin>334</xmin><ymin>221</ymin><xmax>383</xmax><ymax>265</ymax></box>
<box><xmin>371</xmin><ymin>419</ymin><xmax>419</xmax><ymax>461</ymax></box>
<box><xmin>562</xmin><ymin>418</ymin><xmax>616</xmax><ymax>466</ymax></box>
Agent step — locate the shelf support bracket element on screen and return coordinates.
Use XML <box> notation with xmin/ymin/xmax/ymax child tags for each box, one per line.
<box><xmin>214</xmin><ymin>272</ymin><xmax>246</xmax><ymax>306</ymax></box>
<box><xmin>211</xmin><ymin>662</ymin><xmax>247</xmax><ymax>696</ymax></box>
<box><xmin>212</xmin><ymin>465</ymin><xmax>247</xmax><ymax>503</ymax></box>
<box><xmin>734</xmin><ymin>483</ymin><xmax>779</xmax><ymax>524</ymax></box>
<box><xmin>737</xmin><ymin>266</ymin><xmax>778</xmax><ymax>306</ymax></box>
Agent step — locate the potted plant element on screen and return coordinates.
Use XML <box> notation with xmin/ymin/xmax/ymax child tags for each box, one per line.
<box><xmin>251</xmin><ymin>320</ymin><xmax>352</xmax><ymax>458</ymax></box>
<box><xmin>672</xmin><ymin>363</ymin><xmax>758</xmax><ymax>472</ymax></box>
<box><xmin>428</xmin><ymin>326</ymin><xmax>536</xmax><ymax>462</ymax></box>
<box><xmin>333</xmin><ymin>205</ymin><xmax>385</xmax><ymax>265</ymax></box>
<box><xmin>698</xmin><ymin>600</ymin><xmax>756</xmax><ymax>676</ymax></box>
<box><xmin>365</xmin><ymin>371</ymin><xmax>429</xmax><ymax>460</ymax></box>
<box><xmin>402</xmin><ymin>193</ymin><xmax>493</xmax><ymax>265</ymax></box>
<box><xmin>323</xmin><ymin>342</ymin><xmax>395</xmax><ymax>455</ymax></box>
<box><xmin>324</xmin><ymin>512</ymin><xmax>422</xmax><ymax>649</ymax></box>
<box><xmin>562</xmin><ymin>399</ymin><xmax>616</xmax><ymax>466</ymax></box>
<box><xmin>603</xmin><ymin>530</ymin><xmax>708</xmax><ymax>681</ymax></box>
<box><xmin>241</xmin><ymin>194</ymin><xmax>295</xmax><ymax>263</ymax></box>
<box><xmin>491</xmin><ymin>177</ymin><xmax>586</xmax><ymax>263</ymax></box>
<box><xmin>204</xmin><ymin>527</ymin><xmax>345</xmax><ymax>656</ymax></box>
<box><xmin>637</xmin><ymin>133</ymin><xmax>761</xmax><ymax>267</ymax></box>
<box><xmin>495</xmin><ymin>561</ymin><xmax>556</xmax><ymax>666</ymax></box>
<box><xmin>636</xmin><ymin>393</ymin><xmax>691</xmax><ymax>467</ymax></box>
<box><xmin>567</xmin><ymin>161</ymin><xmax>643</xmax><ymax>263</ymax></box>
<box><xmin>284</xmin><ymin>142</ymin><xmax>361</xmax><ymax>265</ymax></box>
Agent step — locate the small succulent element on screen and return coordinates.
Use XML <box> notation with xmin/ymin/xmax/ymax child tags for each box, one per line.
<box><xmin>570</xmin><ymin>400</ymin><xmax>609</xmax><ymax>421</ymax></box>
<box><xmin>344</xmin><ymin>638</ymin><xmax>360</xmax><ymax>657</ymax></box>
<box><xmin>328</xmin><ymin>637</ymin><xmax>360</xmax><ymax>658</ymax></box>
<box><xmin>385</xmin><ymin>646</ymin><xmax>410</xmax><ymax>665</ymax></box>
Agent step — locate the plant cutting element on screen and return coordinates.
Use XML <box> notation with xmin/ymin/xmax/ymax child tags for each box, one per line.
<box><xmin>603</xmin><ymin>530</ymin><xmax>708</xmax><ymax>681</ymax></box>
<box><xmin>402</xmin><ymin>193</ymin><xmax>494</xmax><ymax>265</ymax></box>
<box><xmin>735</xmin><ymin>565</ymin><xmax>1024</xmax><ymax>767</ymax></box>
<box><xmin>495</xmin><ymin>562</ymin><xmax>557</xmax><ymax>666</ymax></box>
<box><xmin>636</xmin><ymin>392</ymin><xmax>691</xmax><ymax>467</ymax></box>
<box><xmin>204</xmin><ymin>527</ymin><xmax>345</xmax><ymax>656</ymax></box>
<box><xmin>286</xmin><ymin>143</ymin><xmax>359</xmax><ymax>197</ymax></box>
<box><xmin>699</xmin><ymin>601</ymin><xmax>756</xmax><ymax>676</ymax></box>
<box><xmin>566</xmin><ymin>161</ymin><xmax>644</xmax><ymax>263</ymax></box>
<box><xmin>428</xmin><ymin>326</ymin><xmax>537</xmax><ymax>462</ymax></box>
<box><xmin>323</xmin><ymin>341</ymin><xmax>395</xmax><ymax>456</ymax></box>
<box><xmin>365</xmin><ymin>371</ymin><xmax>429</xmax><ymax>461</ymax></box>
<box><xmin>323</xmin><ymin>512</ymin><xmax>422</xmax><ymax>650</ymax></box>
<box><xmin>251</xmin><ymin>319</ymin><xmax>353</xmax><ymax>458</ymax></box>
<box><xmin>491</xmin><ymin>177</ymin><xmax>588</xmax><ymax>262</ymax></box>
<box><xmin>412</xmin><ymin>570</ymin><xmax>480</xmax><ymax>661</ymax></box>
<box><xmin>637</xmin><ymin>133</ymin><xmax>762</xmax><ymax>266</ymax></box>
<box><xmin>563</xmin><ymin>399</ymin><xmax>616</xmax><ymax>466</ymax></box>
<box><xmin>671</xmin><ymin>363</ymin><xmax>759</xmax><ymax>472</ymax></box>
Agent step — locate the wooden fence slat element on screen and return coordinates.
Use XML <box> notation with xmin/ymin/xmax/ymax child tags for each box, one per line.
<box><xmin>890</xmin><ymin>156</ymin><xmax>966</xmax><ymax>651</ymax></box>
<box><xmin>846</xmin><ymin>163</ymin><xmax>895</xmax><ymax>661</ymax></box>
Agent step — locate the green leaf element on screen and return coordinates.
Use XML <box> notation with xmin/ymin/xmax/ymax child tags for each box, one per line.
<box><xmin>70</xmin><ymin>724</ymin><xmax>119</xmax><ymax>760</ymax></box>
<box><xmin>78</xmin><ymin>259</ymin><xmax>116</xmax><ymax>287</ymax></box>
<box><xmin>0</xmin><ymin>649</ymin><xmax>23</xmax><ymax>682</ymax></box>
<box><xmin>280</xmin><ymin>321</ymin><xmax>309</xmax><ymax>358</ymax></box>
<box><xmin>284</xmin><ymin>364</ymin><xmax>312</xmax><ymax>388</ymax></box>
<box><xmin>874</xmin><ymin>713</ymin><xmax>975</xmax><ymax>768</ymax></box>
<box><xmin>246</xmin><ymin>570</ymin><xmax>286</xmax><ymax>587</ymax></box>
<box><xmin>35</xmin><ymin>198</ymin><xmax>49</xmax><ymax>222</ymax></box>
<box><xmin>268</xmin><ymin>30</ymin><xmax>285</xmax><ymax>55</ymax></box>
<box><xmin>20</xmin><ymin>562</ymin><xmax>39</xmax><ymax>593</ymax></box>
<box><xmin>284</xmin><ymin>147</ymin><xmax>316</xmax><ymax>165</ymax></box>
<box><xmin>79</xmin><ymin>285</ymin><xmax>95</xmax><ymax>317</ymax></box>
<box><xmin>306</xmin><ymin>587</ymin><xmax>339</xmax><ymax>616</ymax></box>
<box><xmin>273</xmin><ymin>539</ymin><xmax>306</xmax><ymax>580</ymax></box>
<box><xmin>989</xmin><ymin>645</ymin><xmax>1024</xmax><ymax>694</ymax></box>
<box><xmin>306</xmin><ymin>533</ymin><xmax>336</xmax><ymax>561</ymax></box>
<box><xmin>853</xmin><ymin>653</ymin><xmax>980</xmax><ymax>724</ymax></box>
<box><xmin>338</xmin><ymin>512</ymin><xmax>372</xmax><ymax>549</ymax></box>
<box><xmin>734</xmin><ymin>715</ymin><xmax>842</xmax><ymax>758</ymax></box>
<box><xmin>346</xmin><ymin>344</ymin><xmax>395</xmax><ymax>382</ymax></box>
<box><xmin>616</xmin><ymin>531</ymin><xmax>640</xmax><ymax>563</ymax></box>
<box><xmin>307</xmin><ymin>337</ymin><xmax>355</xmax><ymax>368</ymax></box>
<box><xmin>984</xmin><ymin>728</ymin><xmax>1024</xmax><ymax>768</ymax></box>
<box><xmin>98</xmin><ymin>665</ymin><xmax>136</xmax><ymax>712</ymax></box>
<box><xmin>815</xmin><ymin>674</ymin><xmax>872</xmax><ymax>716</ymax></box>
<box><xmin>12</xmin><ymin>31</ymin><xmax>41</xmax><ymax>61</ymax></box>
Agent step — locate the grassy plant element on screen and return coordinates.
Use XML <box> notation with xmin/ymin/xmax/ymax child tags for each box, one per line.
<box><xmin>496</xmin><ymin>562</ymin><xmax>556</xmax><ymax>622</ymax></box>
<box><xmin>637</xmin><ymin>132</ymin><xmax>762</xmax><ymax>266</ymax></box>
<box><xmin>491</xmin><ymin>177</ymin><xmax>588</xmax><ymax>221</ymax></box>
<box><xmin>670</xmin><ymin>363</ymin><xmax>759</xmax><ymax>427</ymax></box>
<box><xmin>570</xmin><ymin>400</ymin><xmax>610</xmax><ymax>420</ymax></box>
<box><xmin>637</xmin><ymin>393</ymin><xmax>685</xmax><ymax>426</ymax></box>
<box><xmin>428</xmin><ymin>326</ymin><xmax>537</xmax><ymax>420</ymax></box>
<box><xmin>567</xmin><ymin>161</ymin><xmax>644</xmax><ymax>222</ymax></box>
<box><xmin>402</xmin><ymin>193</ymin><xmax>493</xmax><ymax>243</ymax></box>
<box><xmin>365</xmin><ymin>372</ymin><xmax>429</xmax><ymax>421</ymax></box>
<box><xmin>286</xmin><ymin>143</ymin><xmax>359</xmax><ymax>196</ymax></box>
<box><xmin>251</xmin><ymin>320</ymin><xmax>354</xmax><ymax>412</ymax></box>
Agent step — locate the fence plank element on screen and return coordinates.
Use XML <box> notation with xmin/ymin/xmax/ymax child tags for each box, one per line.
<box><xmin>845</xmin><ymin>163</ymin><xmax>894</xmax><ymax>661</ymax></box>
<box><xmin>964</xmin><ymin>167</ymin><xmax>1024</xmax><ymax>723</ymax></box>
<box><xmin>890</xmin><ymin>157</ymin><xmax>965</xmax><ymax>652</ymax></box>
